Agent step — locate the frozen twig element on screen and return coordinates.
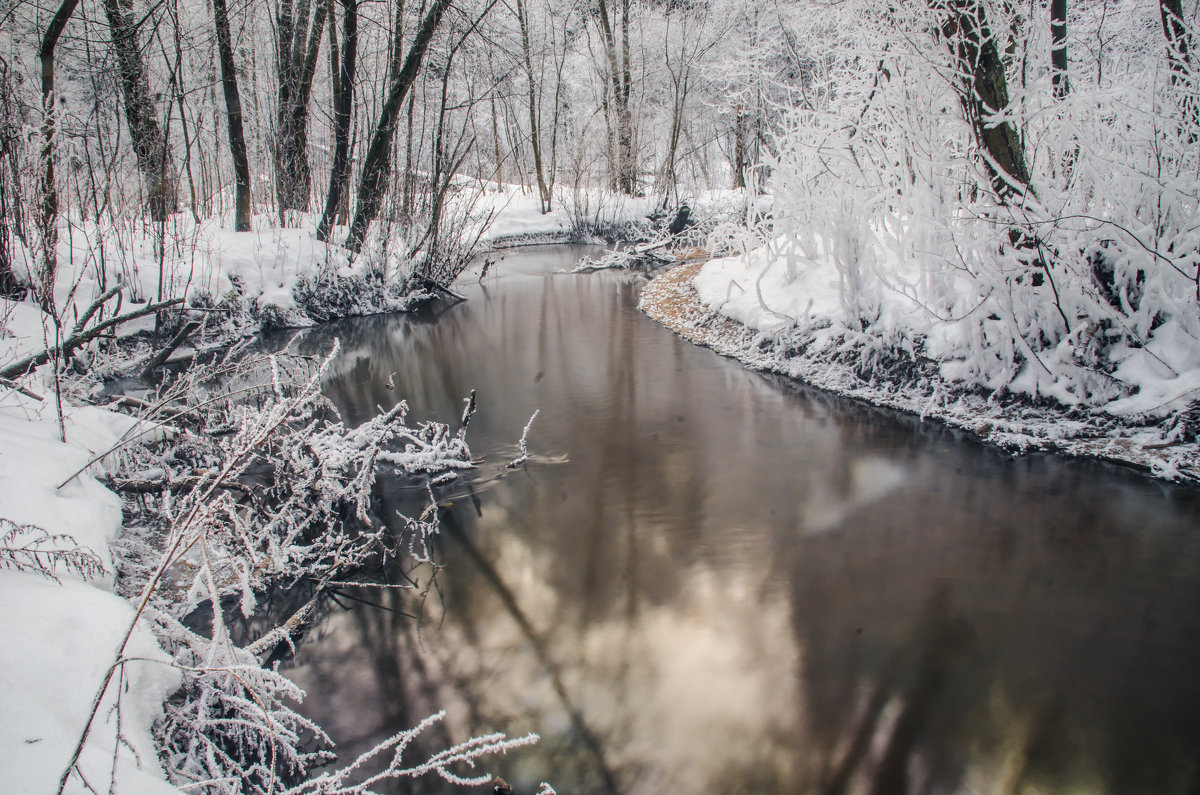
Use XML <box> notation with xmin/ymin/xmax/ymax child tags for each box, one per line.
<box><xmin>508</xmin><ymin>409</ymin><xmax>539</xmax><ymax>468</ymax></box>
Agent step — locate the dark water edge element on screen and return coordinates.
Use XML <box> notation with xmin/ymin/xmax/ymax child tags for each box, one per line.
<box><xmin>284</xmin><ymin>245</ymin><xmax>1200</xmax><ymax>795</ymax></box>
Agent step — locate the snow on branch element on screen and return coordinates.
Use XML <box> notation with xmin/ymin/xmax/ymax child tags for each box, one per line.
<box><xmin>0</xmin><ymin>518</ymin><xmax>106</xmax><ymax>583</ymax></box>
<box><xmin>285</xmin><ymin>711</ymin><xmax>540</xmax><ymax>795</ymax></box>
<box><xmin>86</xmin><ymin>338</ymin><xmax>537</xmax><ymax>795</ymax></box>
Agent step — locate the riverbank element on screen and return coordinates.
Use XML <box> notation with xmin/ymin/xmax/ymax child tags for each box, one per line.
<box><xmin>639</xmin><ymin>262</ymin><xmax>1200</xmax><ymax>484</ymax></box>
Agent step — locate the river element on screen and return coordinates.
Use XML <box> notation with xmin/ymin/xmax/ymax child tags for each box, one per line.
<box><xmin>285</xmin><ymin>245</ymin><xmax>1200</xmax><ymax>795</ymax></box>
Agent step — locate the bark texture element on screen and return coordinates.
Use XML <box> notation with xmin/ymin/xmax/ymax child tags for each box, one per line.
<box><xmin>938</xmin><ymin>0</ymin><xmax>1031</xmax><ymax>201</ymax></box>
<box><xmin>102</xmin><ymin>0</ymin><xmax>178</xmax><ymax>221</ymax></box>
<box><xmin>345</xmin><ymin>0</ymin><xmax>452</xmax><ymax>254</ymax></box>
<box><xmin>213</xmin><ymin>0</ymin><xmax>252</xmax><ymax>231</ymax></box>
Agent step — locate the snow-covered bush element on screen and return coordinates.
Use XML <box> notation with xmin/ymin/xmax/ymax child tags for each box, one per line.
<box><xmin>292</xmin><ymin>271</ymin><xmax>430</xmax><ymax>325</ymax></box>
<box><xmin>755</xmin><ymin>0</ymin><xmax>1199</xmax><ymax>422</ymax></box>
<box><xmin>95</xmin><ymin>343</ymin><xmax>533</xmax><ymax>793</ymax></box>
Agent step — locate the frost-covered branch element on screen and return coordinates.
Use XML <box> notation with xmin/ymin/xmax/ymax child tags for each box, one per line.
<box><xmin>71</xmin><ymin>339</ymin><xmax>527</xmax><ymax>795</ymax></box>
<box><xmin>0</xmin><ymin>518</ymin><xmax>105</xmax><ymax>582</ymax></box>
<box><xmin>284</xmin><ymin>711</ymin><xmax>540</xmax><ymax>795</ymax></box>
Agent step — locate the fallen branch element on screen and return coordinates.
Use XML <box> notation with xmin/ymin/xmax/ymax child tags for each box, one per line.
<box><xmin>244</xmin><ymin>587</ymin><xmax>325</xmax><ymax>661</ymax></box>
<box><xmin>141</xmin><ymin>320</ymin><xmax>202</xmax><ymax>379</ymax></box>
<box><xmin>69</xmin><ymin>284</ymin><xmax>122</xmax><ymax>340</ymax></box>
<box><xmin>1</xmin><ymin>297</ymin><xmax>185</xmax><ymax>380</ymax></box>
<box><xmin>1</xmin><ymin>377</ymin><xmax>44</xmax><ymax>401</ymax></box>
<box><xmin>110</xmin><ymin>476</ymin><xmax>247</xmax><ymax>495</ymax></box>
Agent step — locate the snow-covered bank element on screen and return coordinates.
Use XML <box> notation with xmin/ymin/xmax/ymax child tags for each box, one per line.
<box><xmin>640</xmin><ymin>261</ymin><xmax>1200</xmax><ymax>484</ymax></box>
<box><xmin>2</xmin><ymin>181</ymin><xmax>699</xmax><ymax>357</ymax></box>
<box><xmin>2</xmin><ymin>180</ymin><xmax>629</xmax><ymax>793</ymax></box>
<box><xmin>0</xmin><ymin>395</ymin><xmax>180</xmax><ymax>794</ymax></box>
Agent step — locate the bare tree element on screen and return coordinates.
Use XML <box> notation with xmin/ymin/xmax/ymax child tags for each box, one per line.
<box><xmin>345</xmin><ymin>0</ymin><xmax>454</xmax><ymax>254</ymax></box>
<box><xmin>36</xmin><ymin>0</ymin><xmax>85</xmax><ymax>307</ymax></box>
<box><xmin>316</xmin><ymin>0</ymin><xmax>358</xmax><ymax>241</ymax></box>
<box><xmin>595</xmin><ymin>0</ymin><xmax>636</xmax><ymax>194</ymax></box>
<box><xmin>0</xmin><ymin>58</ymin><xmax>27</xmax><ymax>297</ymax></box>
<box><xmin>1160</xmin><ymin>0</ymin><xmax>1197</xmax><ymax>139</ymax></box>
<box><xmin>213</xmin><ymin>0</ymin><xmax>252</xmax><ymax>230</ymax></box>
<box><xmin>516</xmin><ymin>0</ymin><xmax>551</xmax><ymax>212</ymax></box>
<box><xmin>275</xmin><ymin>0</ymin><xmax>330</xmax><ymax>223</ymax></box>
<box><xmin>935</xmin><ymin>0</ymin><xmax>1031</xmax><ymax>201</ymax></box>
<box><xmin>102</xmin><ymin>0</ymin><xmax>178</xmax><ymax>221</ymax></box>
<box><xmin>1051</xmin><ymin>0</ymin><xmax>1068</xmax><ymax>99</ymax></box>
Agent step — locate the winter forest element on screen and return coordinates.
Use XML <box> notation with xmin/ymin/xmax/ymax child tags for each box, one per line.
<box><xmin>2</xmin><ymin>0</ymin><xmax>1198</xmax><ymax>434</ymax></box>
<box><xmin>1</xmin><ymin>0</ymin><xmax>1199</xmax><ymax>793</ymax></box>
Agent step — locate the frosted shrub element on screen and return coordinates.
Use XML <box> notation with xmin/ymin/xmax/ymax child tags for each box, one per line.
<box><xmin>92</xmin><ymin>343</ymin><xmax>536</xmax><ymax>793</ymax></box>
<box><xmin>292</xmin><ymin>270</ymin><xmax>428</xmax><ymax>324</ymax></box>
<box><xmin>0</xmin><ymin>518</ymin><xmax>106</xmax><ymax>582</ymax></box>
<box><xmin>765</xmin><ymin>0</ymin><xmax>1199</xmax><ymax>418</ymax></box>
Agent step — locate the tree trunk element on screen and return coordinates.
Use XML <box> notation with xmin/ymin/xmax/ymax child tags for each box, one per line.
<box><xmin>212</xmin><ymin>0</ymin><xmax>252</xmax><ymax>231</ymax></box>
<box><xmin>1050</xmin><ymin>0</ymin><xmax>1068</xmax><ymax>100</ymax></box>
<box><xmin>37</xmin><ymin>0</ymin><xmax>83</xmax><ymax>309</ymax></box>
<box><xmin>732</xmin><ymin>103</ymin><xmax>748</xmax><ymax>189</ymax></box>
<box><xmin>596</xmin><ymin>0</ymin><xmax>636</xmax><ymax>195</ymax></box>
<box><xmin>938</xmin><ymin>0</ymin><xmax>1031</xmax><ymax>202</ymax></box>
<box><xmin>102</xmin><ymin>0</ymin><xmax>177</xmax><ymax>221</ymax></box>
<box><xmin>516</xmin><ymin>0</ymin><xmax>551</xmax><ymax>213</ymax></box>
<box><xmin>344</xmin><ymin>0</ymin><xmax>452</xmax><ymax>254</ymax></box>
<box><xmin>1160</xmin><ymin>0</ymin><xmax>1198</xmax><ymax>140</ymax></box>
<box><xmin>275</xmin><ymin>0</ymin><xmax>329</xmax><ymax>223</ymax></box>
<box><xmin>316</xmin><ymin>0</ymin><xmax>357</xmax><ymax>241</ymax></box>
<box><xmin>1160</xmin><ymin>0</ymin><xmax>1191</xmax><ymax>83</ymax></box>
<box><xmin>0</xmin><ymin>110</ymin><xmax>16</xmax><ymax>296</ymax></box>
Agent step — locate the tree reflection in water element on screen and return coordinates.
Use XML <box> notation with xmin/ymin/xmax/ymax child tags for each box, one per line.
<box><xmin>282</xmin><ymin>246</ymin><xmax>1200</xmax><ymax>795</ymax></box>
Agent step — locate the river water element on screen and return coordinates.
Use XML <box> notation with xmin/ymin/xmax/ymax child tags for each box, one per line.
<box><xmin>287</xmin><ymin>245</ymin><xmax>1200</xmax><ymax>795</ymax></box>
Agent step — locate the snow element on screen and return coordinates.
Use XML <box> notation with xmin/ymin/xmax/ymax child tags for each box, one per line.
<box><xmin>655</xmin><ymin>245</ymin><xmax>1200</xmax><ymax>482</ymax></box>
<box><xmin>1</xmin><ymin>148</ymin><xmax>1194</xmax><ymax>793</ymax></box>
<box><xmin>0</xmin><ymin>394</ymin><xmax>180</xmax><ymax>794</ymax></box>
<box><xmin>0</xmin><ymin>181</ymin><xmax>602</xmax><ymax>794</ymax></box>
<box><xmin>0</xmin><ymin>301</ymin><xmax>54</xmax><ymax>366</ymax></box>
<box><xmin>693</xmin><ymin>233</ymin><xmax>1200</xmax><ymax>431</ymax></box>
<box><xmin>694</xmin><ymin>237</ymin><xmax>848</xmax><ymax>333</ymax></box>
<box><xmin>472</xmin><ymin>181</ymin><xmax>745</xmax><ymax>245</ymax></box>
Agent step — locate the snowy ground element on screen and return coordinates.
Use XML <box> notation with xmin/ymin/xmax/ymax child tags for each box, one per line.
<box><xmin>0</xmin><ymin>393</ymin><xmax>180</xmax><ymax>793</ymax></box>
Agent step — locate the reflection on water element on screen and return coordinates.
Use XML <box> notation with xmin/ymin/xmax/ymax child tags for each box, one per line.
<box><xmin>287</xmin><ymin>246</ymin><xmax>1200</xmax><ymax>795</ymax></box>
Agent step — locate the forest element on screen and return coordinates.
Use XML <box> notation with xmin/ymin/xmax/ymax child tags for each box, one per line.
<box><xmin>0</xmin><ymin>0</ymin><xmax>1196</xmax><ymax>428</ymax></box>
<box><xmin>0</xmin><ymin>0</ymin><xmax>1198</xmax><ymax>792</ymax></box>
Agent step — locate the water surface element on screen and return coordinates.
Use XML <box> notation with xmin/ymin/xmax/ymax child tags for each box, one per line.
<box><xmin>288</xmin><ymin>245</ymin><xmax>1200</xmax><ymax>795</ymax></box>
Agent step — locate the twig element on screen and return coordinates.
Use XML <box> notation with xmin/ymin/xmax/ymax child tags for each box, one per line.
<box><xmin>507</xmin><ymin>409</ymin><xmax>539</xmax><ymax>468</ymax></box>
<box><xmin>244</xmin><ymin>588</ymin><xmax>326</xmax><ymax>660</ymax></box>
<box><xmin>0</xmin><ymin>377</ymin><xmax>44</xmax><ymax>401</ymax></box>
